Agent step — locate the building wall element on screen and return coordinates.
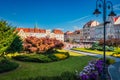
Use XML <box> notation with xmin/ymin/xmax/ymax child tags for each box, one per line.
<box><xmin>16</xmin><ymin>28</ymin><xmax>64</xmax><ymax>41</ymax></box>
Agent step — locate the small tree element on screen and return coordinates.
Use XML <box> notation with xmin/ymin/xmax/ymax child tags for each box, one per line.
<box><xmin>23</xmin><ymin>37</ymin><xmax>64</xmax><ymax>54</ymax></box>
<box><xmin>6</xmin><ymin>36</ymin><xmax>23</xmax><ymax>53</ymax></box>
<box><xmin>0</xmin><ymin>20</ymin><xmax>16</xmax><ymax>58</ymax></box>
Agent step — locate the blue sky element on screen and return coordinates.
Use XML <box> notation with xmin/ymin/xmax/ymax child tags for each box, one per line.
<box><xmin>0</xmin><ymin>0</ymin><xmax>120</xmax><ymax>32</ymax></box>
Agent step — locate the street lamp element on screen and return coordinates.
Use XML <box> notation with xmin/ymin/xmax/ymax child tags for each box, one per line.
<box><xmin>93</xmin><ymin>0</ymin><xmax>116</xmax><ymax>80</ymax></box>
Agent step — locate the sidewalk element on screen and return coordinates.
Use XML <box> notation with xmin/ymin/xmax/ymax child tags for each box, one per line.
<box><xmin>69</xmin><ymin>49</ymin><xmax>120</xmax><ymax>80</ymax></box>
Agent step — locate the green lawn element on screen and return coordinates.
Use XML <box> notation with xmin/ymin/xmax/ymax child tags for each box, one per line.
<box><xmin>72</xmin><ymin>48</ymin><xmax>114</xmax><ymax>56</ymax></box>
<box><xmin>0</xmin><ymin>51</ymin><xmax>96</xmax><ymax>80</ymax></box>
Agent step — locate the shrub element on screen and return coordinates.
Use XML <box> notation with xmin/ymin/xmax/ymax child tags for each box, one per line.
<box><xmin>23</xmin><ymin>37</ymin><xmax>64</xmax><ymax>54</ymax></box>
<box><xmin>98</xmin><ymin>58</ymin><xmax>115</xmax><ymax>65</ymax></box>
<box><xmin>108</xmin><ymin>46</ymin><xmax>114</xmax><ymax>51</ymax></box>
<box><xmin>0</xmin><ymin>59</ymin><xmax>19</xmax><ymax>73</ymax></box>
<box><xmin>91</xmin><ymin>42</ymin><xmax>99</xmax><ymax>50</ymax></box>
<box><xmin>12</xmin><ymin>52</ymin><xmax>69</xmax><ymax>63</ymax></box>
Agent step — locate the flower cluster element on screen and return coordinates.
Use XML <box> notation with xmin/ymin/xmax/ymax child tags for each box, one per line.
<box><xmin>76</xmin><ymin>60</ymin><xmax>103</xmax><ymax>80</ymax></box>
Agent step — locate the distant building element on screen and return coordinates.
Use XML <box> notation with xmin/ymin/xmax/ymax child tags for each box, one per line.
<box><xmin>64</xmin><ymin>29</ymin><xmax>83</xmax><ymax>43</ymax></box>
<box><xmin>94</xmin><ymin>16</ymin><xmax>120</xmax><ymax>40</ymax></box>
<box><xmin>82</xmin><ymin>20</ymin><xmax>99</xmax><ymax>43</ymax></box>
<box><xmin>16</xmin><ymin>28</ymin><xmax>64</xmax><ymax>41</ymax></box>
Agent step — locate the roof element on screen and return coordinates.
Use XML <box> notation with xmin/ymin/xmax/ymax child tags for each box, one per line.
<box><xmin>52</xmin><ymin>29</ymin><xmax>64</xmax><ymax>34</ymax></box>
<box><xmin>113</xmin><ymin>16</ymin><xmax>120</xmax><ymax>24</ymax></box>
<box><xmin>74</xmin><ymin>30</ymin><xmax>81</xmax><ymax>34</ymax></box>
<box><xmin>64</xmin><ymin>31</ymin><xmax>73</xmax><ymax>35</ymax></box>
<box><xmin>16</xmin><ymin>28</ymin><xmax>46</xmax><ymax>33</ymax></box>
<box><xmin>83</xmin><ymin>20</ymin><xmax>99</xmax><ymax>28</ymax></box>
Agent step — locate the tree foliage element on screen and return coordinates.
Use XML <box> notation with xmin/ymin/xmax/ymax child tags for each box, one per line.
<box><xmin>23</xmin><ymin>37</ymin><xmax>64</xmax><ymax>53</ymax></box>
<box><xmin>0</xmin><ymin>20</ymin><xmax>22</xmax><ymax>56</ymax></box>
<box><xmin>0</xmin><ymin>20</ymin><xmax>16</xmax><ymax>56</ymax></box>
<box><xmin>99</xmin><ymin>38</ymin><xmax>120</xmax><ymax>47</ymax></box>
<box><xmin>6</xmin><ymin>36</ymin><xmax>23</xmax><ymax>53</ymax></box>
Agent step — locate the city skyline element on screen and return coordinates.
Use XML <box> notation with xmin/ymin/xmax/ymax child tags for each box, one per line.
<box><xmin>0</xmin><ymin>0</ymin><xmax>120</xmax><ymax>32</ymax></box>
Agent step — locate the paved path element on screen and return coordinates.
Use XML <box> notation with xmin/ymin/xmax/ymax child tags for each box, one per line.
<box><xmin>69</xmin><ymin>49</ymin><xmax>120</xmax><ymax>80</ymax></box>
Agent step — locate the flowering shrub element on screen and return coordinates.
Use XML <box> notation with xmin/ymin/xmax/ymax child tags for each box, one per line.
<box><xmin>54</xmin><ymin>53</ymin><xmax>67</xmax><ymax>60</ymax></box>
<box><xmin>23</xmin><ymin>37</ymin><xmax>64</xmax><ymax>54</ymax></box>
<box><xmin>112</xmin><ymin>48</ymin><xmax>120</xmax><ymax>57</ymax></box>
<box><xmin>76</xmin><ymin>60</ymin><xmax>104</xmax><ymax>80</ymax></box>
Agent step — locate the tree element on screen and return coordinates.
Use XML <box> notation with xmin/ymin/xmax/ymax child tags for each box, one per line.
<box><xmin>23</xmin><ymin>37</ymin><xmax>64</xmax><ymax>54</ymax></box>
<box><xmin>6</xmin><ymin>36</ymin><xmax>23</xmax><ymax>53</ymax></box>
<box><xmin>0</xmin><ymin>20</ymin><xmax>16</xmax><ymax>57</ymax></box>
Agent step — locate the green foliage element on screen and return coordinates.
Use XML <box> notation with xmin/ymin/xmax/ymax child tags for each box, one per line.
<box><xmin>7</xmin><ymin>36</ymin><xmax>23</xmax><ymax>53</ymax></box>
<box><xmin>91</xmin><ymin>42</ymin><xmax>99</xmax><ymax>50</ymax></box>
<box><xmin>0</xmin><ymin>59</ymin><xmax>19</xmax><ymax>73</ymax></box>
<box><xmin>91</xmin><ymin>42</ymin><xmax>114</xmax><ymax>51</ymax></box>
<box><xmin>113</xmin><ymin>48</ymin><xmax>120</xmax><ymax>54</ymax></box>
<box><xmin>99</xmin><ymin>58</ymin><xmax>115</xmax><ymax>65</ymax></box>
<box><xmin>16</xmin><ymin>72</ymin><xmax>77</xmax><ymax>80</ymax></box>
<box><xmin>0</xmin><ymin>20</ymin><xmax>16</xmax><ymax>56</ymax></box>
<box><xmin>12</xmin><ymin>52</ymin><xmax>69</xmax><ymax>63</ymax></box>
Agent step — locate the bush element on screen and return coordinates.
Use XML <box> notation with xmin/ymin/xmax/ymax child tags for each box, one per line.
<box><xmin>23</xmin><ymin>37</ymin><xmax>64</xmax><ymax>54</ymax></box>
<box><xmin>0</xmin><ymin>59</ymin><xmax>19</xmax><ymax>73</ymax></box>
<box><xmin>91</xmin><ymin>42</ymin><xmax>99</xmax><ymax>50</ymax></box>
<box><xmin>12</xmin><ymin>52</ymin><xmax>69</xmax><ymax>63</ymax></box>
<box><xmin>112</xmin><ymin>48</ymin><xmax>120</xmax><ymax>57</ymax></box>
<box><xmin>98</xmin><ymin>58</ymin><xmax>115</xmax><ymax>65</ymax></box>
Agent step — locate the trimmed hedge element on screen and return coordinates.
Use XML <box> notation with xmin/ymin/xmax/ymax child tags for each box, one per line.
<box><xmin>0</xmin><ymin>59</ymin><xmax>19</xmax><ymax>73</ymax></box>
<box><xmin>12</xmin><ymin>52</ymin><xmax>69</xmax><ymax>63</ymax></box>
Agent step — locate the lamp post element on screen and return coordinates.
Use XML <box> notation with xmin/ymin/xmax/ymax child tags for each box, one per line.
<box><xmin>93</xmin><ymin>0</ymin><xmax>116</xmax><ymax>80</ymax></box>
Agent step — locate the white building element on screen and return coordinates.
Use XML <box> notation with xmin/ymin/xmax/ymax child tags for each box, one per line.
<box><xmin>16</xmin><ymin>28</ymin><xmax>64</xmax><ymax>41</ymax></box>
<box><xmin>82</xmin><ymin>20</ymin><xmax>99</xmax><ymax>43</ymax></box>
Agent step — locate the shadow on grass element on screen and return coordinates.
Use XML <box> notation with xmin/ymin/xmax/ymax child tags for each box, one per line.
<box><xmin>16</xmin><ymin>71</ymin><xmax>79</xmax><ymax>80</ymax></box>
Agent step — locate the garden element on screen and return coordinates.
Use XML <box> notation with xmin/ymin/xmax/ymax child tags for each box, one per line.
<box><xmin>0</xmin><ymin>20</ymin><xmax>116</xmax><ymax>80</ymax></box>
<box><xmin>72</xmin><ymin>39</ymin><xmax>120</xmax><ymax>58</ymax></box>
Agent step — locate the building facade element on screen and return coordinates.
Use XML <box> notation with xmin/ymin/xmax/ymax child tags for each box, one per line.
<box><xmin>64</xmin><ymin>30</ymin><xmax>83</xmax><ymax>43</ymax></box>
<box><xmin>16</xmin><ymin>28</ymin><xmax>64</xmax><ymax>41</ymax></box>
<box><xmin>82</xmin><ymin>20</ymin><xmax>99</xmax><ymax>43</ymax></box>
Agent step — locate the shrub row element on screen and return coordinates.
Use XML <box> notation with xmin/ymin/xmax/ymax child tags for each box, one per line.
<box><xmin>0</xmin><ymin>59</ymin><xmax>19</xmax><ymax>73</ymax></box>
<box><xmin>91</xmin><ymin>42</ymin><xmax>114</xmax><ymax>51</ymax></box>
<box><xmin>112</xmin><ymin>48</ymin><xmax>120</xmax><ymax>57</ymax></box>
<box><xmin>12</xmin><ymin>52</ymin><xmax>69</xmax><ymax>63</ymax></box>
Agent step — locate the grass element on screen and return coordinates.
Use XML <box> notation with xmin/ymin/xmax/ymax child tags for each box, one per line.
<box><xmin>72</xmin><ymin>48</ymin><xmax>114</xmax><ymax>56</ymax></box>
<box><xmin>0</xmin><ymin>51</ymin><xmax>96</xmax><ymax>80</ymax></box>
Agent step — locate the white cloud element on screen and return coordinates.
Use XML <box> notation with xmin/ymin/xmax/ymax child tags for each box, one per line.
<box><xmin>68</xmin><ymin>15</ymin><xmax>91</xmax><ymax>23</ymax></box>
<box><xmin>114</xmin><ymin>4</ymin><xmax>120</xmax><ymax>10</ymax></box>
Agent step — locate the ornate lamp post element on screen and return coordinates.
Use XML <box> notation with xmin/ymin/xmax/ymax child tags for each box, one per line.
<box><xmin>93</xmin><ymin>0</ymin><xmax>116</xmax><ymax>79</ymax></box>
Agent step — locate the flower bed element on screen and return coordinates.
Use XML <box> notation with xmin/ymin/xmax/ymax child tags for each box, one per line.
<box><xmin>76</xmin><ymin>59</ymin><xmax>113</xmax><ymax>80</ymax></box>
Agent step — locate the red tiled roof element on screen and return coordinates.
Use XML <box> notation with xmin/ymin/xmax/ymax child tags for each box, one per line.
<box><xmin>64</xmin><ymin>31</ymin><xmax>73</xmax><ymax>35</ymax></box>
<box><xmin>113</xmin><ymin>16</ymin><xmax>120</xmax><ymax>22</ymax></box>
<box><xmin>53</xmin><ymin>29</ymin><xmax>64</xmax><ymax>34</ymax></box>
<box><xmin>16</xmin><ymin>28</ymin><xmax>46</xmax><ymax>33</ymax></box>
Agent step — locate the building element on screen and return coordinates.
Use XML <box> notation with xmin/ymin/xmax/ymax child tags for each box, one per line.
<box><xmin>94</xmin><ymin>16</ymin><xmax>120</xmax><ymax>40</ymax></box>
<box><xmin>64</xmin><ymin>30</ymin><xmax>83</xmax><ymax>43</ymax></box>
<box><xmin>82</xmin><ymin>20</ymin><xmax>99</xmax><ymax>43</ymax></box>
<box><xmin>16</xmin><ymin>28</ymin><xmax>64</xmax><ymax>41</ymax></box>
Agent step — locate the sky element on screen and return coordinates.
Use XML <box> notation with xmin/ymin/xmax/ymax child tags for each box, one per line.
<box><xmin>0</xmin><ymin>0</ymin><xmax>120</xmax><ymax>32</ymax></box>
